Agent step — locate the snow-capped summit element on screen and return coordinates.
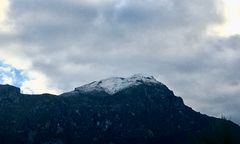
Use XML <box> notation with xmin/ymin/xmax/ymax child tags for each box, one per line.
<box><xmin>75</xmin><ymin>74</ymin><xmax>161</xmax><ymax>95</ymax></box>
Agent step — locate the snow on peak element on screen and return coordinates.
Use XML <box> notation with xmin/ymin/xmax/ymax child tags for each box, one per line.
<box><xmin>75</xmin><ymin>74</ymin><xmax>160</xmax><ymax>95</ymax></box>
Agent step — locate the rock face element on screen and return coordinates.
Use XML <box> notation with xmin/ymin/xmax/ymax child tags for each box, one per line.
<box><xmin>0</xmin><ymin>75</ymin><xmax>240</xmax><ymax>144</ymax></box>
<box><xmin>0</xmin><ymin>84</ymin><xmax>20</xmax><ymax>97</ymax></box>
<box><xmin>74</xmin><ymin>74</ymin><xmax>161</xmax><ymax>95</ymax></box>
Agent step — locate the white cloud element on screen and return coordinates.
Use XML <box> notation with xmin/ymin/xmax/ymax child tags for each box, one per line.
<box><xmin>0</xmin><ymin>45</ymin><xmax>60</xmax><ymax>94</ymax></box>
<box><xmin>209</xmin><ymin>0</ymin><xmax>240</xmax><ymax>36</ymax></box>
<box><xmin>0</xmin><ymin>0</ymin><xmax>9</xmax><ymax>23</ymax></box>
<box><xmin>0</xmin><ymin>0</ymin><xmax>12</xmax><ymax>33</ymax></box>
<box><xmin>0</xmin><ymin>60</ymin><xmax>24</xmax><ymax>86</ymax></box>
<box><xmin>20</xmin><ymin>70</ymin><xmax>60</xmax><ymax>94</ymax></box>
<box><xmin>2</xmin><ymin>76</ymin><xmax>13</xmax><ymax>84</ymax></box>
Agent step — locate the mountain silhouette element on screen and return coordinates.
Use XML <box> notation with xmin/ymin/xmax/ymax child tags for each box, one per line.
<box><xmin>0</xmin><ymin>74</ymin><xmax>240</xmax><ymax>144</ymax></box>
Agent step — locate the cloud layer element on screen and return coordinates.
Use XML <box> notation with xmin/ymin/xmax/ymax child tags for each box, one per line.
<box><xmin>0</xmin><ymin>0</ymin><xmax>240</xmax><ymax>124</ymax></box>
<box><xmin>0</xmin><ymin>60</ymin><xmax>26</xmax><ymax>87</ymax></box>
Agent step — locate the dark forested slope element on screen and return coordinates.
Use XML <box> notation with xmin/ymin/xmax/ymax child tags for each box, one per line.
<box><xmin>0</xmin><ymin>75</ymin><xmax>239</xmax><ymax>144</ymax></box>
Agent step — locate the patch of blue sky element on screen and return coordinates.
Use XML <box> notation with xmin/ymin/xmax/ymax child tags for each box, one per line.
<box><xmin>0</xmin><ymin>60</ymin><xmax>28</xmax><ymax>87</ymax></box>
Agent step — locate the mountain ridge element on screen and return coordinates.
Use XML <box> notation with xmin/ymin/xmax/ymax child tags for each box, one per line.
<box><xmin>0</xmin><ymin>75</ymin><xmax>240</xmax><ymax>144</ymax></box>
<box><xmin>74</xmin><ymin>74</ymin><xmax>161</xmax><ymax>95</ymax></box>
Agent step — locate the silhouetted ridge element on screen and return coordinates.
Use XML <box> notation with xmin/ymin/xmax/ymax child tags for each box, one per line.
<box><xmin>0</xmin><ymin>74</ymin><xmax>240</xmax><ymax>144</ymax></box>
<box><xmin>0</xmin><ymin>84</ymin><xmax>20</xmax><ymax>97</ymax></box>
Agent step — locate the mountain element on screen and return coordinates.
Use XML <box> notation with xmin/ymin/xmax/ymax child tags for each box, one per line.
<box><xmin>0</xmin><ymin>74</ymin><xmax>240</xmax><ymax>144</ymax></box>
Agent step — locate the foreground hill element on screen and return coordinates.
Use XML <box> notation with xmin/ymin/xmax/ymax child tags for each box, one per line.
<box><xmin>0</xmin><ymin>74</ymin><xmax>240</xmax><ymax>144</ymax></box>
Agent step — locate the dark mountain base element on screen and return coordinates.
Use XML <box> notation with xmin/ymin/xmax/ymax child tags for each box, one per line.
<box><xmin>0</xmin><ymin>83</ymin><xmax>240</xmax><ymax>144</ymax></box>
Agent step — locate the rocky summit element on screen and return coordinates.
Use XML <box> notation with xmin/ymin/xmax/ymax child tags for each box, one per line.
<box><xmin>0</xmin><ymin>75</ymin><xmax>240</xmax><ymax>144</ymax></box>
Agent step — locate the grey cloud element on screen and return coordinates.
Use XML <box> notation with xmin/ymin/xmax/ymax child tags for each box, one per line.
<box><xmin>164</xmin><ymin>35</ymin><xmax>240</xmax><ymax>123</ymax></box>
<box><xmin>8</xmin><ymin>0</ymin><xmax>222</xmax><ymax>47</ymax></box>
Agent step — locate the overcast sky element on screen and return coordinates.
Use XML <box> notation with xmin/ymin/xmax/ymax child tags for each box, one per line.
<box><xmin>0</xmin><ymin>0</ymin><xmax>240</xmax><ymax>124</ymax></box>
